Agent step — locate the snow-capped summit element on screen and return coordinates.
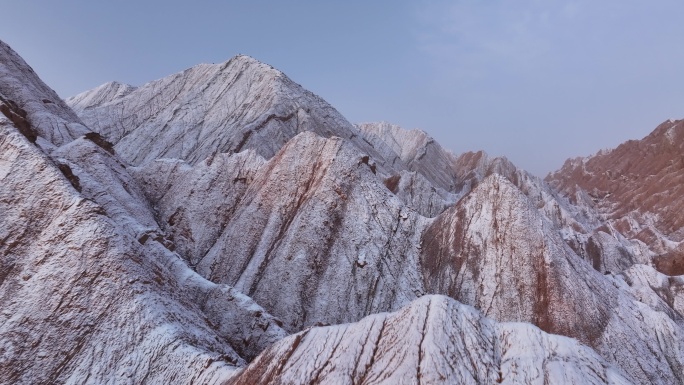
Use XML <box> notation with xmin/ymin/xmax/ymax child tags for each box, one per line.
<box><xmin>66</xmin><ymin>54</ymin><xmax>365</xmax><ymax>166</ymax></box>
<box><xmin>66</xmin><ymin>81</ymin><xmax>136</xmax><ymax>111</ymax></box>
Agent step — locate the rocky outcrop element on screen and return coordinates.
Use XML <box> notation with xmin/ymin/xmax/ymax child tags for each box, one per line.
<box><xmin>0</xmin><ymin>41</ymin><xmax>88</xmax><ymax>147</ymax></box>
<box><xmin>449</xmin><ymin>150</ymin><xmax>651</xmax><ymax>274</ymax></box>
<box><xmin>357</xmin><ymin>122</ymin><xmax>459</xmax><ymax>192</ymax></box>
<box><xmin>621</xmin><ymin>264</ymin><xmax>684</xmax><ymax>320</ymax></box>
<box><xmin>229</xmin><ymin>295</ymin><xmax>633</xmax><ymax>385</ymax></box>
<box><xmin>0</xmin><ymin>119</ymin><xmax>284</xmax><ymax>384</ymax></box>
<box><xmin>131</xmin><ymin>150</ymin><xmax>267</xmax><ymax>267</ymax></box>
<box><xmin>382</xmin><ymin>170</ymin><xmax>459</xmax><ymax>218</ymax></box>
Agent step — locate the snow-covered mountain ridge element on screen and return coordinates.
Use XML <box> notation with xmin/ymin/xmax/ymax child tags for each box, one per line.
<box><xmin>1</xmin><ymin>39</ymin><xmax>683</xmax><ymax>384</ymax></box>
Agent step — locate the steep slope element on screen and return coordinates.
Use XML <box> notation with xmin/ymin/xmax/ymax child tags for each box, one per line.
<box><xmin>621</xmin><ymin>264</ymin><xmax>684</xmax><ymax>318</ymax></box>
<box><xmin>68</xmin><ymin>79</ymin><xmax>465</xmax><ymax>219</ymax></box>
<box><xmin>0</xmin><ymin>41</ymin><xmax>88</xmax><ymax>147</ymax></box>
<box><xmin>132</xmin><ymin>126</ymin><xmax>684</xmax><ymax>382</ymax></box>
<box><xmin>421</xmin><ymin>175</ymin><xmax>684</xmax><ymax>384</ymax></box>
<box><xmin>66</xmin><ymin>81</ymin><xmax>136</xmax><ymax>110</ymax></box>
<box><xmin>139</xmin><ymin>132</ymin><xmax>429</xmax><ymax>332</ymax></box>
<box><xmin>130</xmin><ymin>150</ymin><xmax>267</xmax><ymax>267</ymax></box>
<box><xmin>450</xmin><ymin>150</ymin><xmax>650</xmax><ymax>274</ymax></box>
<box><xmin>66</xmin><ymin>55</ymin><xmax>369</xmax><ymax>166</ymax></box>
<box><xmin>357</xmin><ymin>122</ymin><xmax>459</xmax><ymax>192</ymax></box>
<box><xmin>229</xmin><ymin>295</ymin><xmax>633</xmax><ymax>385</ymax></box>
<box><xmin>1</xmin><ymin>40</ymin><xmax>287</xmax><ymax>384</ymax></box>
<box><xmin>382</xmin><ymin>169</ymin><xmax>459</xmax><ymax>218</ymax></box>
<box><xmin>547</xmin><ymin>119</ymin><xmax>684</xmax><ymax>271</ymax></box>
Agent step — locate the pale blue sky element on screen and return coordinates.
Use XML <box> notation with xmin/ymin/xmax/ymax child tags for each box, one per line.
<box><xmin>2</xmin><ymin>0</ymin><xmax>683</xmax><ymax>175</ymax></box>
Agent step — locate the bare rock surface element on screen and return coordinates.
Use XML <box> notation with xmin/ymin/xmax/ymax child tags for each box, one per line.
<box><xmin>621</xmin><ymin>264</ymin><xmax>684</xmax><ymax>320</ymax></box>
<box><xmin>3</xmin><ymin>36</ymin><xmax>684</xmax><ymax>385</ymax></box>
<box><xmin>0</xmin><ymin>41</ymin><xmax>88</xmax><ymax>146</ymax></box>
<box><xmin>194</xmin><ymin>132</ymin><xmax>428</xmax><ymax>332</ymax></box>
<box><xmin>1</xmin><ymin>41</ymin><xmax>286</xmax><ymax>384</ymax></box>
<box><xmin>66</xmin><ymin>81</ymin><xmax>136</xmax><ymax>110</ymax></box>
<box><xmin>229</xmin><ymin>295</ymin><xmax>634</xmax><ymax>385</ymax></box>
<box><xmin>357</xmin><ymin>121</ymin><xmax>459</xmax><ymax>192</ymax></box>
<box><xmin>66</xmin><ymin>55</ymin><xmax>371</xmax><ymax>167</ymax></box>
<box><xmin>421</xmin><ymin>174</ymin><xmax>684</xmax><ymax>384</ymax></box>
<box><xmin>547</xmin><ymin>119</ymin><xmax>684</xmax><ymax>263</ymax></box>
<box><xmin>449</xmin><ymin>150</ymin><xmax>651</xmax><ymax>274</ymax></box>
<box><xmin>382</xmin><ymin>170</ymin><xmax>460</xmax><ymax>218</ymax></box>
<box><xmin>130</xmin><ymin>150</ymin><xmax>267</xmax><ymax>267</ymax></box>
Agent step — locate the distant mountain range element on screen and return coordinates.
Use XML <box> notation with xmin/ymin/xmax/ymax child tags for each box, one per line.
<box><xmin>1</xmin><ymin>39</ymin><xmax>682</xmax><ymax>384</ymax></box>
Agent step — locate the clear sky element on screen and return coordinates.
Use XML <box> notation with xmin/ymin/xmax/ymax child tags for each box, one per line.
<box><xmin>2</xmin><ymin>0</ymin><xmax>683</xmax><ymax>176</ymax></box>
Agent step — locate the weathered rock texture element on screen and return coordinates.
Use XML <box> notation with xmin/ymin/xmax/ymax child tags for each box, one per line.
<box><xmin>1</xmin><ymin>36</ymin><xmax>683</xmax><ymax>385</ymax></box>
<box><xmin>129</xmin><ymin>129</ymin><xmax>430</xmax><ymax>333</ymax></box>
<box><xmin>229</xmin><ymin>295</ymin><xmax>633</xmax><ymax>385</ymax></box>
<box><xmin>66</xmin><ymin>55</ymin><xmax>369</xmax><ymax>166</ymax></box>
<box><xmin>422</xmin><ymin>174</ymin><xmax>684</xmax><ymax>384</ymax></box>
<box><xmin>547</xmin><ymin>119</ymin><xmax>684</xmax><ymax>271</ymax></box>
<box><xmin>1</xmin><ymin>40</ymin><xmax>286</xmax><ymax>385</ymax></box>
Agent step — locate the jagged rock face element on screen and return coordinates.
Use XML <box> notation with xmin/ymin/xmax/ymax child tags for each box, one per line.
<box><xmin>621</xmin><ymin>264</ymin><xmax>684</xmax><ymax>320</ymax></box>
<box><xmin>1</xmin><ymin>41</ymin><xmax>288</xmax><ymax>384</ymax></box>
<box><xmin>190</xmin><ymin>132</ymin><xmax>427</xmax><ymax>332</ymax></box>
<box><xmin>67</xmin><ymin>79</ymin><xmax>462</xmax><ymax>218</ymax></box>
<box><xmin>131</xmin><ymin>150</ymin><xmax>267</xmax><ymax>267</ymax></box>
<box><xmin>382</xmin><ymin>170</ymin><xmax>459</xmax><ymax>218</ymax></box>
<box><xmin>547</xmin><ymin>119</ymin><xmax>684</xmax><ymax>258</ymax></box>
<box><xmin>421</xmin><ymin>175</ymin><xmax>684</xmax><ymax>384</ymax></box>
<box><xmin>448</xmin><ymin>150</ymin><xmax>650</xmax><ymax>274</ymax></box>
<box><xmin>0</xmin><ymin>123</ymin><xmax>235</xmax><ymax>384</ymax></box>
<box><xmin>228</xmin><ymin>295</ymin><xmax>634</xmax><ymax>385</ymax></box>
<box><xmin>654</xmin><ymin>243</ymin><xmax>684</xmax><ymax>276</ymax></box>
<box><xmin>66</xmin><ymin>55</ymin><xmax>367</xmax><ymax>166</ymax></box>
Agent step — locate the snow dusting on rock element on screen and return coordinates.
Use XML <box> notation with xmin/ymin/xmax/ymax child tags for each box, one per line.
<box><xmin>1</xmin><ymin>37</ymin><xmax>683</xmax><ymax>384</ymax></box>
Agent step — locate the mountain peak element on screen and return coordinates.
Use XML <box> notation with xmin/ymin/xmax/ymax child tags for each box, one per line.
<box><xmin>221</xmin><ymin>54</ymin><xmax>283</xmax><ymax>77</ymax></box>
<box><xmin>66</xmin><ymin>54</ymin><xmax>362</xmax><ymax>166</ymax></box>
<box><xmin>67</xmin><ymin>81</ymin><xmax>137</xmax><ymax>112</ymax></box>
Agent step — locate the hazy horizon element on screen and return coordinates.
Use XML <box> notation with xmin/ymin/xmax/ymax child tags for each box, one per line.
<box><xmin>2</xmin><ymin>0</ymin><xmax>683</xmax><ymax>176</ymax></box>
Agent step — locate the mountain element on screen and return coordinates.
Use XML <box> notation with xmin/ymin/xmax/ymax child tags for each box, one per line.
<box><xmin>1</xmin><ymin>40</ymin><xmax>286</xmax><ymax>384</ymax></box>
<box><xmin>547</xmin><ymin>119</ymin><xmax>684</xmax><ymax>275</ymax></box>
<box><xmin>2</xmin><ymin>37</ymin><xmax>684</xmax><ymax>384</ymax></box>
